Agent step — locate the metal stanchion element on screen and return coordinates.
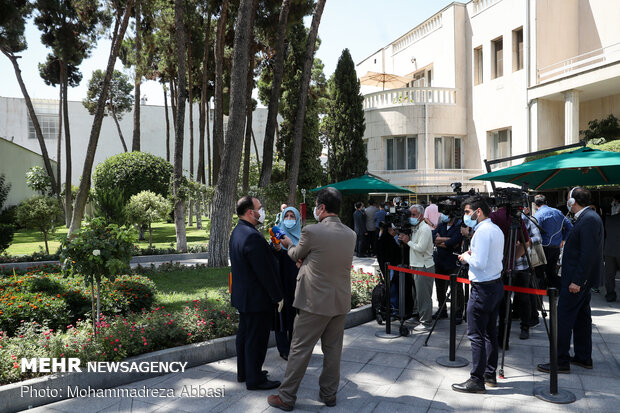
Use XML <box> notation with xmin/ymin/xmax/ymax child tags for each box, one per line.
<box><xmin>534</xmin><ymin>288</ymin><xmax>576</xmax><ymax>404</ymax></box>
<box><xmin>376</xmin><ymin>262</ymin><xmax>400</xmax><ymax>339</ymax></box>
<box><xmin>437</xmin><ymin>273</ymin><xmax>469</xmax><ymax>367</ymax></box>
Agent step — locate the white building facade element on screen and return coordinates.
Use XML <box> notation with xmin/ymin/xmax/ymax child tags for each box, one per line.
<box><xmin>0</xmin><ymin>96</ymin><xmax>273</xmax><ymax>204</ymax></box>
<box><xmin>357</xmin><ymin>0</ymin><xmax>620</xmax><ymax>196</ymax></box>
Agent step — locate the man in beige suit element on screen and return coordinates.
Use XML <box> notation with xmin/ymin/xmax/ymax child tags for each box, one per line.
<box><xmin>268</xmin><ymin>187</ymin><xmax>356</xmax><ymax>411</ymax></box>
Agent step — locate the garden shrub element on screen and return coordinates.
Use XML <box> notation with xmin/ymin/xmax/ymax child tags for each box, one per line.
<box><xmin>92</xmin><ymin>187</ymin><xmax>128</xmax><ymax>226</ymax></box>
<box><xmin>92</xmin><ymin>152</ymin><xmax>173</xmax><ymax>200</ymax></box>
<box><xmin>350</xmin><ymin>267</ymin><xmax>378</xmax><ymax>309</ymax></box>
<box><xmin>16</xmin><ymin>196</ymin><xmax>63</xmax><ymax>254</ymax></box>
<box><xmin>125</xmin><ymin>191</ymin><xmax>171</xmax><ymax>247</ymax></box>
<box><xmin>25</xmin><ymin>166</ymin><xmax>53</xmax><ymax>196</ymax></box>
<box><xmin>0</xmin><ymin>174</ymin><xmax>15</xmax><ymax>252</ymax></box>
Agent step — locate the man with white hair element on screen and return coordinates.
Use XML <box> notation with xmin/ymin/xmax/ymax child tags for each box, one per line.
<box><xmin>398</xmin><ymin>204</ymin><xmax>435</xmax><ymax>331</ymax></box>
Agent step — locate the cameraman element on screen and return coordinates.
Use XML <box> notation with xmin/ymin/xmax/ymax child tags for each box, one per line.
<box><xmin>398</xmin><ymin>205</ymin><xmax>434</xmax><ymax>331</ymax></box>
<box><xmin>452</xmin><ymin>196</ymin><xmax>504</xmax><ymax>394</ymax></box>
<box><xmin>432</xmin><ymin>204</ymin><xmax>464</xmax><ymax>324</ymax></box>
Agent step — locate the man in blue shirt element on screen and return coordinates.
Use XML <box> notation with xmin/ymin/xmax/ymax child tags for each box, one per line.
<box><xmin>452</xmin><ymin>196</ymin><xmax>504</xmax><ymax>393</ymax></box>
<box><xmin>432</xmin><ymin>201</ymin><xmax>464</xmax><ymax>323</ymax></box>
<box><xmin>533</xmin><ymin>194</ymin><xmax>573</xmax><ymax>289</ymax></box>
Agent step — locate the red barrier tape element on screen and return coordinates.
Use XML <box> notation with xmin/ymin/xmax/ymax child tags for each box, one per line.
<box><xmin>387</xmin><ymin>265</ymin><xmax>548</xmax><ymax>296</ymax></box>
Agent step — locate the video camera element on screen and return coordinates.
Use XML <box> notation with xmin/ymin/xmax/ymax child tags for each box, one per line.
<box><xmin>385</xmin><ymin>203</ymin><xmax>412</xmax><ymax>235</ymax></box>
<box><xmin>488</xmin><ymin>186</ymin><xmax>529</xmax><ymax>211</ymax></box>
<box><xmin>436</xmin><ymin>182</ymin><xmax>478</xmax><ymax>219</ymax></box>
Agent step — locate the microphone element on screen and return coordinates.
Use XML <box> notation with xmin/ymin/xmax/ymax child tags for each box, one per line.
<box><xmin>269</xmin><ymin>226</ymin><xmax>286</xmax><ymax>244</ymax></box>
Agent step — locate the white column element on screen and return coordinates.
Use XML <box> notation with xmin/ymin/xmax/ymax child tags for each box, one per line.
<box><xmin>564</xmin><ymin>90</ymin><xmax>580</xmax><ymax>144</ymax></box>
<box><xmin>530</xmin><ymin>99</ymin><xmax>538</xmax><ymax>150</ymax></box>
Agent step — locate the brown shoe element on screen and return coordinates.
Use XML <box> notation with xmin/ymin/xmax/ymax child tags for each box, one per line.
<box><xmin>268</xmin><ymin>395</ymin><xmax>293</xmax><ymax>411</ymax></box>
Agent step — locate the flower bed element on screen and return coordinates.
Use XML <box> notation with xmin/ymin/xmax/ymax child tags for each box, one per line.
<box><xmin>351</xmin><ymin>267</ymin><xmax>379</xmax><ymax>309</ymax></box>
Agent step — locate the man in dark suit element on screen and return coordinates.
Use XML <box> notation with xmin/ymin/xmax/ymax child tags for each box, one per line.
<box><xmin>538</xmin><ymin>187</ymin><xmax>604</xmax><ymax>373</ymax></box>
<box><xmin>230</xmin><ymin>195</ymin><xmax>283</xmax><ymax>390</ymax></box>
<box><xmin>353</xmin><ymin>201</ymin><xmax>367</xmax><ymax>257</ymax></box>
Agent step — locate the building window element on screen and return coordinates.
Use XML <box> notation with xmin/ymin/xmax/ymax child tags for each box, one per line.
<box><xmin>492</xmin><ymin>37</ymin><xmax>503</xmax><ymax>79</ymax></box>
<box><xmin>474</xmin><ymin>46</ymin><xmax>483</xmax><ymax>85</ymax></box>
<box><xmin>488</xmin><ymin>128</ymin><xmax>512</xmax><ymax>167</ymax></box>
<box><xmin>434</xmin><ymin>136</ymin><xmax>462</xmax><ymax>169</ymax></box>
<box><xmin>27</xmin><ymin>100</ymin><xmax>58</xmax><ymax>139</ymax></box>
<box><xmin>386</xmin><ymin>136</ymin><xmax>417</xmax><ymax>170</ymax></box>
<box><xmin>513</xmin><ymin>28</ymin><xmax>523</xmax><ymax>71</ymax></box>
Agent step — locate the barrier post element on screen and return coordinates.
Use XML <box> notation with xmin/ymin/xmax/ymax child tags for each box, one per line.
<box><xmin>376</xmin><ymin>262</ymin><xmax>400</xmax><ymax>339</ymax></box>
<box><xmin>436</xmin><ymin>272</ymin><xmax>468</xmax><ymax>367</ymax></box>
<box><xmin>534</xmin><ymin>287</ymin><xmax>576</xmax><ymax>403</ymax></box>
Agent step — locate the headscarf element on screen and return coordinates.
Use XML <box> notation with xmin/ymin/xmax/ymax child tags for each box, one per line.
<box><xmin>279</xmin><ymin>206</ymin><xmax>301</xmax><ymax>249</ymax></box>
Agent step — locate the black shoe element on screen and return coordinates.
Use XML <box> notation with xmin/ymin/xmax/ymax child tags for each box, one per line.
<box><xmin>238</xmin><ymin>370</ymin><xmax>268</xmax><ymax>383</ymax></box>
<box><xmin>592</xmin><ymin>288</ymin><xmax>600</xmax><ymax>293</ymax></box>
<box><xmin>483</xmin><ymin>373</ymin><xmax>497</xmax><ymax>387</ymax></box>
<box><xmin>537</xmin><ymin>363</ymin><xmax>570</xmax><ymax>374</ymax></box>
<box><xmin>432</xmin><ymin>310</ymin><xmax>448</xmax><ymax>320</ymax></box>
<box><xmin>247</xmin><ymin>379</ymin><xmax>281</xmax><ymax>390</ymax></box>
<box><xmin>570</xmin><ymin>356</ymin><xmax>593</xmax><ymax>369</ymax></box>
<box><xmin>606</xmin><ymin>294</ymin><xmax>617</xmax><ymax>302</ymax></box>
<box><xmin>280</xmin><ymin>354</ymin><xmax>288</xmax><ymax>361</ymax></box>
<box><xmin>455</xmin><ymin>316</ymin><xmax>463</xmax><ymax>325</ymax></box>
<box><xmin>376</xmin><ymin>313</ymin><xmax>384</xmax><ymax>325</ymax></box>
<box><xmin>452</xmin><ymin>378</ymin><xmax>486</xmax><ymax>394</ymax></box>
<box><xmin>529</xmin><ymin>319</ymin><xmax>541</xmax><ymax>328</ymax></box>
<box><xmin>519</xmin><ymin>328</ymin><xmax>529</xmax><ymax>340</ymax></box>
<box><xmin>319</xmin><ymin>394</ymin><xmax>336</xmax><ymax>407</ymax></box>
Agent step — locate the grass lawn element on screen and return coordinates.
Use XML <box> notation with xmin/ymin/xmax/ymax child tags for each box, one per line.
<box><xmin>145</xmin><ymin>267</ymin><xmax>230</xmax><ymax>313</ymax></box>
<box><xmin>6</xmin><ymin>220</ymin><xmax>211</xmax><ymax>256</ymax></box>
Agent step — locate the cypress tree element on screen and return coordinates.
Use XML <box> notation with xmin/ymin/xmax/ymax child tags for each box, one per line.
<box><xmin>326</xmin><ymin>48</ymin><xmax>367</xmax><ymax>183</ymax></box>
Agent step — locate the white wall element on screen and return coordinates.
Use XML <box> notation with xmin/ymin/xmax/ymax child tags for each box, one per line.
<box><xmin>0</xmin><ymin>97</ymin><xmax>274</xmax><ymax>186</ymax></box>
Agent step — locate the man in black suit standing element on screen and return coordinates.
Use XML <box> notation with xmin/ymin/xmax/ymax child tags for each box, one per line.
<box><xmin>353</xmin><ymin>202</ymin><xmax>367</xmax><ymax>257</ymax></box>
<box><xmin>230</xmin><ymin>195</ymin><xmax>283</xmax><ymax>390</ymax></box>
<box><xmin>538</xmin><ymin>187</ymin><xmax>604</xmax><ymax>373</ymax></box>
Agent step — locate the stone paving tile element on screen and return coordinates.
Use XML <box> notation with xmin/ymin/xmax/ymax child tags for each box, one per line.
<box><xmin>340</xmin><ymin>348</ymin><xmax>376</xmax><ymax>364</ymax></box>
<box><xmin>373</xmin><ymin>400</ymin><xmax>434</xmax><ymax>413</ymax></box>
<box><xmin>348</xmin><ymin>363</ymin><xmax>404</xmax><ymax>385</ymax></box>
<box><xmin>367</xmin><ymin>351</ymin><xmax>413</xmax><ymax>368</ymax></box>
<box><xmin>35</xmin><ymin>396</ymin><xmax>123</xmax><ymax>413</ymax></box>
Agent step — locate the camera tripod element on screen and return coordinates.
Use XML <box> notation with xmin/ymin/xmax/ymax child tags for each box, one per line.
<box><xmin>424</xmin><ymin>263</ymin><xmax>466</xmax><ymax>346</ymax></box>
<box><xmin>498</xmin><ymin>207</ymin><xmax>550</xmax><ymax>378</ymax></box>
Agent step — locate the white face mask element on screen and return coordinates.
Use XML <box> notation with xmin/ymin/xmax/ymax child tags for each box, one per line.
<box><xmin>257</xmin><ymin>207</ymin><xmax>266</xmax><ymax>224</ymax></box>
<box><xmin>313</xmin><ymin>205</ymin><xmax>321</xmax><ymax>221</ymax></box>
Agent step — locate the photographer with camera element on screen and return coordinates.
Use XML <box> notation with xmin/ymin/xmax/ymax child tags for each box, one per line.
<box><xmin>398</xmin><ymin>204</ymin><xmax>435</xmax><ymax>331</ymax></box>
<box><xmin>452</xmin><ymin>196</ymin><xmax>504</xmax><ymax>394</ymax></box>
<box><xmin>431</xmin><ymin>201</ymin><xmax>464</xmax><ymax>324</ymax></box>
<box><xmin>533</xmin><ymin>194</ymin><xmax>573</xmax><ymax>289</ymax></box>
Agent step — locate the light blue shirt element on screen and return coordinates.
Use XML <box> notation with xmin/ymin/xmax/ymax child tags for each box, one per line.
<box><xmin>533</xmin><ymin>205</ymin><xmax>573</xmax><ymax>247</ymax></box>
<box><xmin>462</xmin><ymin>218</ymin><xmax>504</xmax><ymax>282</ymax></box>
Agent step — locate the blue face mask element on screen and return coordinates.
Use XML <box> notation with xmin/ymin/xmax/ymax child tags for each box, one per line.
<box><xmin>440</xmin><ymin>213</ymin><xmax>450</xmax><ymax>223</ymax></box>
<box><xmin>409</xmin><ymin>217</ymin><xmax>419</xmax><ymax>226</ymax></box>
<box><xmin>282</xmin><ymin>219</ymin><xmax>296</xmax><ymax>229</ymax></box>
<box><xmin>463</xmin><ymin>212</ymin><xmax>478</xmax><ymax>228</ymax></box>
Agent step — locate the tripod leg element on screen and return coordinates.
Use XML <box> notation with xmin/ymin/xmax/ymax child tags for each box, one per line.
<box><xmin>424</xmin><ymin>289</ymin><xmax>451</xmax><ymax>346</ymax></box>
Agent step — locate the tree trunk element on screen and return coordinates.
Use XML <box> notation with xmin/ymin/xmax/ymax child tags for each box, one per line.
<box><xmin>287</xmin><ymin>0</ymin><xmax>326</xmax><ymax>204</ymax></box>
<box><xmin>196</xmin><ymin>191</ymin><xmax>203</xmax><ymax>229</ymax></box>
<box><xmin>212</xmin><ymin>0</ymin><xmax>229</xmax><ymax>186</ymax></box>
<box><xmin>1</xmin><ymin>48</ymin><xmax>59</xmax><ymax>195</ymax></box>
<box><xmin>170</xmin><ymin>78</ymin><xmax>177</xmax><ymax>133</ymax></box>
<box><xmin>173</xmin><ymin>0</ymin><xmax>188</xmax><ymax>252</ymax></box>
<box><xmin>208</xmin><ymin>0</ymin><xmax>257</xmax><ymax>267</ymax></box>
<box><xmin>90</xmin><ymin>281</ymin><xmax>96</xmax><ymax>334</ymax></box>
<box><xmin>43</xmin><ymin>231</ymin><xmax>49</xmax><ymax>255</ymax></box>
<box><xmin>110</xmin><ymin>105</ymin><xmax>128</xmax><ymax>152</ymax></box>
<box><xmin>251</xmin><ymin>129</ymin><xmax>261</xmax><ymax>170</ymax></box>
<box><xmin>188</xmin><ymin>36</ymin><xmax>195</xmax><ymax>227</ymax></box>
<box><xmin>68</xmin><ymin>1</ymin><xmax>134</xmax><ymax>236</ymax></box>
<box><xmin>163</xmin><ymin>82</ymin><xmax>170</xmax><ymax>162</ymax></box>
<box><xmin>259</xmin><ymin>0</ymin><xmax>290</xmax><ymax>187</ymax></box>
<box><xmin>56</xmin><ymin>76</ymin><xmax>62</xmax><ymax>203</ymax></box>
<box><xmin>198</xmin><ymin>12</ymin><xmax>212</xmax><ymax>185</ymax></box>
<box><xmin>132</xmin><ymin>0</ymin><xmax>142</xmax><ymax>152</ymax></box>
<box><xmin>242</xmin><ymin>54</ymin><xmax>255</xmax><ymax>192</ymax></box>
<box><xmin>207</xmin><ymin>98</ymin><xmax>212</xmax><ymax>186</ymax></box>
<box><xmin>62</xmin><ymin>62</ymin><xmax>73</xmax><ymax>226</ymax></box>
<box><xmin>96</xmin><ymin>279</ymin><xmax>101</xmax><ymax>329</ymax></box>
<box><xmin>188</xmin><ymin>199</ymin><xmax>193</xmax><ymax>226</ymax></box>
<box><xmin>148</xmin><ymin>223</ymin><xmax>152</xmax><ymax>247</ymax></box>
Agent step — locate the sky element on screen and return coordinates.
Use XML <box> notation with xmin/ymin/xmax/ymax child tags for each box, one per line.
<box><xmin>0</xmin><ymin>0</ymin><xmax>457</xmax><ymax>107</ymax></box>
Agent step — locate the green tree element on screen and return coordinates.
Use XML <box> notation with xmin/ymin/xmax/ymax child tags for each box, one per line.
<box><xmin>83</xmin><ymin>69</ymin><xmax>134</xmax><ymax>152</ymax></box>
<box><xmin>0</xmin><ymin>0</ymin><xmax>58</xmax><ymax>195</ymax></box>
<box><xmin>92</xmin><ymin>152</ymin><xmax>173</xmax><ymax>200</ymax></box>
<box><xmin>25</xmin><ymin>166</ymin><xmax>53</xmax><ymax>196</ymax></box>
<box><xmin>16</xmin><ymin>196</ymin><xmax>63</xmax><ymax>254</ymax></box>
<box><xmin>0</xmin><ymin>174</ymin><xmax>15</xmax><ymax>253</ymax></box>
<box><xmin>580</xmin><ymin>114</ymin><xmax>620</xmax><ymax>142</ymax></box>
<box><xmin>324</xmin><ymin>48</ymin><xmax>367</xmax><ymax>183</ymax></box>
<box><xmin>34</xmin><ymin>0</ymin><xmax>103</xmax><ymax>225</ymax></box>
<box><xmin>125</xmin><ymin>190</ymin><xmax>171</xmax><ymax>247</ymax></box>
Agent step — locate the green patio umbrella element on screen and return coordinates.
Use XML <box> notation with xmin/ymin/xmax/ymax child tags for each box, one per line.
<box><xmin>310</xmin><ymin>174</ymin><xmax>415</xmax><ymax>194</ymax></box>
<box><xmin>471</xmin><ymin>147</ymin><xmax>620</xmax><ymax>190</ymax></box>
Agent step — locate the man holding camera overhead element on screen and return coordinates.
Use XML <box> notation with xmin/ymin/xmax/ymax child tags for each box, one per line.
<box><xmin>453</xmin><ymin>196</ymin><xmax>504</xmax><ymax>394</ymax></box>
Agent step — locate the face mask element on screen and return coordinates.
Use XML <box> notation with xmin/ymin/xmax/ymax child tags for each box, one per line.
<box><xmin>282</xmin><ymin>219</ymin><xmax>296</xmax><ymax>229</ymax></box>
<box><xmin>409</xmin><ymin>217</ymin><xmax>419</xmax><ymax>226</ymax></box>
<box><xmin>440</xmin><ymin>213</ymin><xmax>450</xmax><ymax>223</ymax></box>
<box><xmin>257</xmin><ymin>208</ymin><xmax>266</xmax><ymax>224</ymax></box>
<box><xmin>463</xmin><ymin>211</ymin><xmax>478</xmax><ymax>228</ymax></box>
<box><xmin>313</xmin><ymin>206</ymin><xmax>321</xmax><ymax>221</ymax></box>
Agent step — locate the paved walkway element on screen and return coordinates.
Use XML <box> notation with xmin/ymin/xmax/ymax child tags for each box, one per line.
<box><xmin>22</xmin><ymin>262</ymin><xmax>620</xmax><ymax>413</ymax></box>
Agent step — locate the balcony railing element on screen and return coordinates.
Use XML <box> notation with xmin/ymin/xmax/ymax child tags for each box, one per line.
<box><xmin>537</xmin><ymin>41</ymin><xmax>620</xmax><ymax>83</ymax></box>
<box><xmin>363</xmin><ymin>87</ymin><xmax>457</xmax><ymax>110</ymax></box>
<box><xmin>392</xmin><ymin>13</ymin><xmax>443</xmax><ymax>54</ymax></box>
<box><xmin>371</xmin><ymin>169</ymin><xmax>486</xmax><ymax>189</ymax></box>
<box><xmin>472</xmin><ymin>0</ymin><xmax>500</xmax><ymax>15</ymax></box>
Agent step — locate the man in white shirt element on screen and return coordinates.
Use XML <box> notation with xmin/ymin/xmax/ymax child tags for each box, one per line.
<box><xmin>452</xmin><ymin>196</ymin><xmax>504</xmax><ymax>394</ymax></box>
<box><xmin>398</xmin><ymin>204</ymin><xmax>435</xmax><ymax>331</ymax></box>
